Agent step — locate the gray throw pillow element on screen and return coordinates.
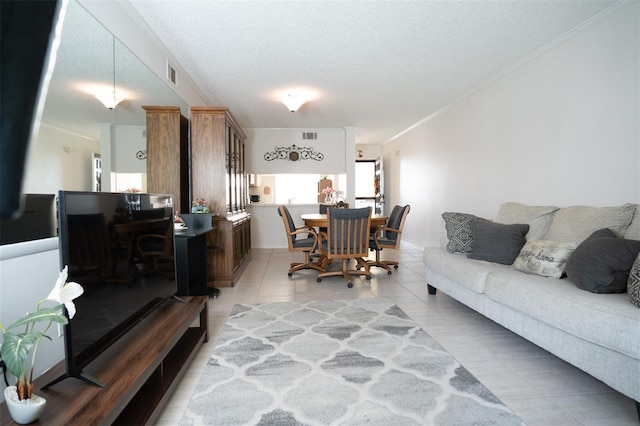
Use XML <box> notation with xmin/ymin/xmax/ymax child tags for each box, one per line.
<box><xmin>628</xmin><ymin>253</ymin><xmax>640</xmax><ymax>307</ymax></box>
<box><xmin>467</xmin><ymin>221</ymin><xmax>530</xmax><ymax>265</ymax></box>
<box><xmin>564</xmin><ymin>228</ymin><xmax>640</xmax><ymax>294</ymax></box>
<box><xmin>442</xmin><ymin>212</ymin><xmax>488</xmax><ymax>254</ymax></box>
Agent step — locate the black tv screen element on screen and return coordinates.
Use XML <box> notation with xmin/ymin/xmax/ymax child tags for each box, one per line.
<box><xmin>50</xmin><ymin>190</ymin><xmax>177</xmax><ymax>387</ymax></box>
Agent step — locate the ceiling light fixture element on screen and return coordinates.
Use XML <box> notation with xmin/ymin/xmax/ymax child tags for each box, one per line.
<box><xmin>282</xmin><ymin>93</ymin><xmax>306</xmax><ymax>113</ymax></box>
<box><xmin>94</xmin><ymin>91</ymin><xmax>125</xmax><ymax>109</ymax></box>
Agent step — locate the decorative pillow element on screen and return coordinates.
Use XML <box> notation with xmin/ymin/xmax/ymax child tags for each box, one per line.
<box><xmin>512</xmin><ymin>240</ymin><xmax>576</xmax><ymax>278</ymax></box>
<box><xmin>495</xmin><ymin>202</ymin><xmax>559</xmax><ymax>241</ymax></box>
<box><xmin>467</xmin><ymin>221</ymin><xmax>529</xmax><ymax>265</ymax></box>
<box><xmin>564</xmin><ymin>228</ymin><xmax>640</xmax><ymax>293</ymax></box>
<box><xmin>628</xmin><ymin>253</ymin><xmax>640</xmax><ymax>307</ymax></box>
<box><xmin>543</xmin><ymin>204</ymin><xmax>636</xmax><ymax>246</ymax></box>
<box><xmin>441</xmin><ymin>212</ymin><xmax>488</xmax><ymax>254</ymax></box>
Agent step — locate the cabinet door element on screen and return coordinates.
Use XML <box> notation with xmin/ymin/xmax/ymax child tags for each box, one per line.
<box><xmin>225</xmin><ymin>124</ymin><xmax>232</xmax><ymax>214</ymax></box>
<box><xmin>239</xmin><ymin>141</ymin><xmax>246</xmax><ymax>211</ymax></box>
<box><xmin>233</xmin><ymin>133</ymin><xmax>240</xmax><ymax>212</ymax></box>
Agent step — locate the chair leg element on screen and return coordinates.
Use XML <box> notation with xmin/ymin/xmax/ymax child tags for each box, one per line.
<box><xmin>366</xmin><ymin>248</ymin><xmax>393</xmax><ymax>274</ymax></box>
<box><xmin>317</xmin><ymin>258</ymin><xmax>371</xmax><ymax>288</ymax></box>
<box><xmin>288</xmin><ymin>251</ymin><xmax>324</xmax><ymax>276</ymax></box>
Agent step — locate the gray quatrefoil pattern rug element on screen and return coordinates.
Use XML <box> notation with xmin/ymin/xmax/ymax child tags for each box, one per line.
<box><xmin>180</xmin><ymin>298</ymin><xmax>524</xmax><ymax>425</ymax></box>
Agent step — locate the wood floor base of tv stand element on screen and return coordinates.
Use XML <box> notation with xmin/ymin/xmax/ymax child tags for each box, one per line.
<box><xmin>0</xmin><ymin>295</ymin><xmax>208</xmax><ymax>426</ymax></box>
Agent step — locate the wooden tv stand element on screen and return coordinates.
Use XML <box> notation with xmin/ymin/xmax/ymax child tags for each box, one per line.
<box><xmin>0</xmin><ymin>296</ymin><xmax>208</xmax><ymax>425</ymax></box>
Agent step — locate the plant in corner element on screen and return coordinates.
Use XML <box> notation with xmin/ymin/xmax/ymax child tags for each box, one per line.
<box><xmin>1</xmin><ymin>266</ymin><xmax>83</xmax><ymax>401</ymax></box>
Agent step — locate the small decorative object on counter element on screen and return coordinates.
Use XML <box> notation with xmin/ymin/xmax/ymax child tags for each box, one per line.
<box><xmin>191</xmin><ymin>198</ymin><xmax>210</xmax><ymax>213</ymax></box>
<box><xmin>174</xmin><ymin>214</ymin><xmax>185</xmax><ymax>230</ymax></box>
<box><xmin>1</xmin><ymin>266</ymin><xmax>84</xmax><ymax>424</ymax></box>
<box><xmin>321</xmin><ymin>187</ymin><xmax>336</xmax><ymax>204</ymax></box>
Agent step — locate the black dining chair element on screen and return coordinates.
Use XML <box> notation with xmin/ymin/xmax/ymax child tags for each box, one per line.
<box><xmin>317</xmin><ymin>207</ymin><xmax>372</xmax><ymax>288</ymax></box>
<box><xmin>367</xmin><ymin>204</ymin><xmax>410</xmax><ymax>273</ymax></box>
<box><xmin>278</xmin><ymin>205</ymin><xmax>324</xmax><ymax>276</ymax></box>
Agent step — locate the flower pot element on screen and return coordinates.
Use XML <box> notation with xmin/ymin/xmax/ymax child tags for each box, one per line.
<box><xmin>4</xmin><ymin>386</ymin><xmax>46</xmax><ymax>424</ymax></box>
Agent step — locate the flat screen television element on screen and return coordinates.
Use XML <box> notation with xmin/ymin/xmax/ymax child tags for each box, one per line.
<box><xmin>45</xmin><ymin>190</ymin><xmax>177</xmax><ymax>388</ymax></box>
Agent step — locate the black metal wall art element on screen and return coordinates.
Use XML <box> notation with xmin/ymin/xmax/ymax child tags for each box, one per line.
<box><xmin>264</xmin><ymin>144</ymin><xmax>324</xmax><ymax>161</ymax></box>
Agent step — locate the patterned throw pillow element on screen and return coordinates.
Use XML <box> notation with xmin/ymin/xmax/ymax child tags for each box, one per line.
<box><xmin>441</xmin><ymin>212</ymin><xmax>487</xmax><ymax>254</ymax></box>
<box><xmin>629</xmin><ymin>253</ymin><xmax>640</xmax><ymax>308</ymax></box>
<box><xmin>512</xmin><ymin>240</ymin><xmax>576</xmax><ymax>278</ymax></box>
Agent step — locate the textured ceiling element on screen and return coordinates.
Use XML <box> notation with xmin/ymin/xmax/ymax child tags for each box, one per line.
<box><xmin>127</xmin><ymin>0</ymin><xmax>618</xmax><ymax>144</ymax></box>
<box><xmin>42</xmin><ymin>1</ymin><xmax>619</xmax><ymax>145</ymax></box>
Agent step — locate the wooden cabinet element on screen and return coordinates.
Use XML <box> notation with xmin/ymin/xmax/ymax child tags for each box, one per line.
<box><xmin>190</xmin><ymin>107</ymin><xmax>251</xmax><ymax>287</ymax></box>
<box><xmin>0</xmin><ymin>296</ymin><xmax>208</xmax><ymax>426</ymax></box>
<box><xmin>143</xmin><ymin>106</ymin><xmax>189</xmax><ymax>213</ymax></box>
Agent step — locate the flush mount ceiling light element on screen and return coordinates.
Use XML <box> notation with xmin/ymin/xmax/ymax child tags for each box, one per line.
<box><xmin>282</xmin><ymin>93</ymin><xmax>306</xmax><ymax>113</ymax></box>
<box><xmin>94</xmin><ymin>91</ymin><xmax>125</xmax><ymax>109</ymax></box>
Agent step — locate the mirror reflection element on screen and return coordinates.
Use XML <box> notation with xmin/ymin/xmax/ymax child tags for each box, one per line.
<box><xmin>22</xmin><ymin>0</ymin><xmax>188</xmax><ymax>195</ymax></box>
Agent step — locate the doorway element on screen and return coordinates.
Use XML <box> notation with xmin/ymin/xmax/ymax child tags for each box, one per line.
<box><xmin>355</xmin><ymin>157</ymin><xmax>384</xmax><ymax>214</ymax></box>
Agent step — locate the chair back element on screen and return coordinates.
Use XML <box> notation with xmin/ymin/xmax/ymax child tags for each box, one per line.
<box><xmin>67</xmin><ymin>213</ymin><xmax>112</xmax><ymax>269</ymax></box>
<box><xmin>278</xmin><ymin>205</ymin><xmax>297</xmax><ymax>247</ymax></box>
<box><xmin>373</xmin><ymin>205</ymin><xmax>410</xmax><ymax>251</ymax></box>
<box><xmin>318</xmin><ymin>204</ymin><xmax>331</xmax><ymax>233</ymax></box>
<box><xmin>386</xmin><ymin>205</ymin><xmax>410</xmax><ymax>242</ymax></box>
<box><xmin>326</xmin><ymin>207</ymin><xmax>371</xmax><ymax>258</ymax></box>
<box><xmin>137</xmin><ymin>218</ymin><xmax>174</xmax><ymax>256</ymax></box>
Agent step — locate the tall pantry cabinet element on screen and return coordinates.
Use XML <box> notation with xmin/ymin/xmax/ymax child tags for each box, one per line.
<box><xmin>143</xmin><ymin>106</ymin><xmax>189</xmax><ymax>213</ymax></box>
<box><xmin>190</xmin><ymin>107</ymin><xmax>251</xmax><ymax>287</ymax></box>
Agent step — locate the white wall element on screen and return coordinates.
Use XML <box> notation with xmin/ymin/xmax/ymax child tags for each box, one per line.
<box><xmin>113</xmin><ymin>125</ymin><xmax>146</xmax><ymax>173</ymax></box>
<box><xmin>23</xmin><ymin>124</ymin><xmax>99</xmax><ymax>193</ymax></box>
<box><xmin>245</xmin><ymin>128</ymin><xmax>347</xmax><ymax>175</ymax></box>
<box><xmin>381</xmin><ymin>2</ymin><xmax>640</xmax><ymax>249</ymax></box>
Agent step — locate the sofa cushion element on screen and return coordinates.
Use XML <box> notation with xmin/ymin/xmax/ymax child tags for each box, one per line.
<box><xmin>543</xmin><ymin>204</ymin><xmax>636</xmax><ymax>246</ymax></box>
<box><xmin>423</xmin><ymin>247</ymin><xmax>508</xmax><ymax>294</ymax></box>
<box><xmin>441</xmin><ymin>212</ymin><xmax>487</xmax><ymax>254</ymax></box>
<box><xmin>564</xmin><ymin>228</ymin><xmax>640</xmax><ymax>294</ymax></box>
<box><xmin>512</xmin><ymin>240</ymin><xmax>576</xmax><ymax>278</ymax></box>
<box><xmin>627</xmin><ymin>253</ymin><xmax>640</xmax><ymax>308</ymax></box>
<box><xmin>484</xmin><ymin>269</ymin><xmax>640</xmax><ymax>360</ymax></box>
<box><xmin>625</xmin><ymin>205</ymin><xmax>640</xmax><ymax>240</ymax></box>
<box><xmin>467</xmin><ymin>221</ymin><xmax>529</xmax><ymax>265</ymax></box>
<box><xmin>494</xmin><ymin>202</ymin><xmax>559</xmax><ymax>240</ymax></box>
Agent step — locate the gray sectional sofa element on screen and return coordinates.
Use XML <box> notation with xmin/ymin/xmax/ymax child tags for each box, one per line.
<box><xmin>423</xmin><ymin>202</ymin><xmax>640</xmax><ymax>409</ymax></box>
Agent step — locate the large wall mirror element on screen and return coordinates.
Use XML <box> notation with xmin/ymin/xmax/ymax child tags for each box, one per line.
<box><xmin>22</xmin><ymin>0</ymin><xmax>188</xmax><ymax>194</ymax></box>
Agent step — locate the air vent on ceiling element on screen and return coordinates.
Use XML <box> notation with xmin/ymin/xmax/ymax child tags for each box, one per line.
<box><xmin>302</xmin><ymin>132</ymin><xmax>318</xmax><ymax>140</ymax></box>
<box><xmin>166</xmin><ymin>60</ymin><xmax>177</xmax><ymax>85</ymax></box>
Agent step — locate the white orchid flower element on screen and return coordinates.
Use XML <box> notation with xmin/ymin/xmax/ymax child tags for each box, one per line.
<box><xmin>46</xmin><ymin>266</ymin><xmax>84</xmax><ymax>319</ymax></box>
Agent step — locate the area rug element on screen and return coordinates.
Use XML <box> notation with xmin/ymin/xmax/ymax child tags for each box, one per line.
<box><xmin>180</xmin><ymin>298</ymin><xmax>524</xmax><ymax>425</ymax></box>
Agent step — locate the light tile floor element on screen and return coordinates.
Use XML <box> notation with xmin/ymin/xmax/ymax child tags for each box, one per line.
<box><xmin>156</xmin><ymin>247</ymin><xmax>639</xmax><ymax>425</ymax></box>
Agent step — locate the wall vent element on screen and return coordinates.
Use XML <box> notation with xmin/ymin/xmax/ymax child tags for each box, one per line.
<box><xmin>166</xmin><ymin>60</ymin><xmax>177</xmax><ymax>85</ymax></box>
<box><xmin>302</xmin><ymin>132</ymin><xmax>318</xmax><ymax>140</ymax></box>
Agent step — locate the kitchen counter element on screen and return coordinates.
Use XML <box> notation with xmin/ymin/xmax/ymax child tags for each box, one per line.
<box><xmin>247</xmin><ymin>203</ymin><xmax>322</xmax><ymax>208</ymax></box>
